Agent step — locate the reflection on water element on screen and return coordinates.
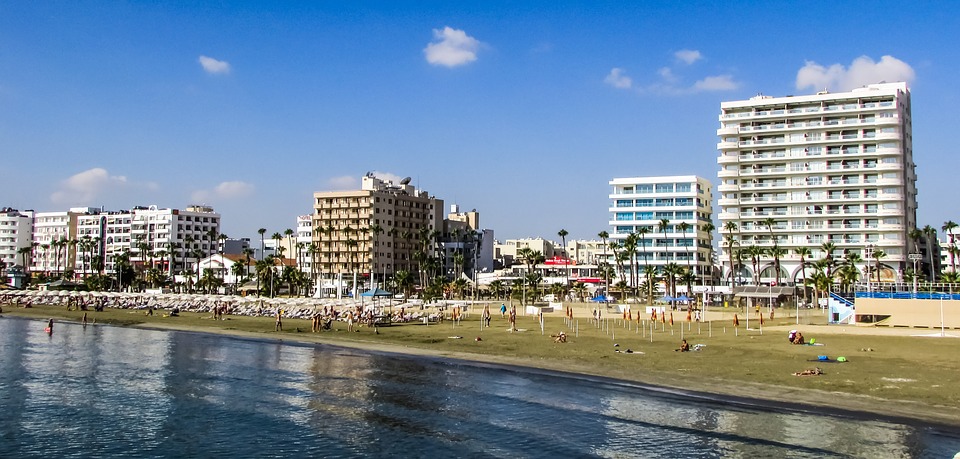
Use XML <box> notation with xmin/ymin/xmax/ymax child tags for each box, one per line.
<box><xmin>0</xmin><ymin>317</ymin><xmax>956</xmax><ymax>458</ymax></box>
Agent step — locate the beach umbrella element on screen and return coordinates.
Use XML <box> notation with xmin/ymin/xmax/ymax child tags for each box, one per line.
<box><xmin>661</xmin><ymin>312</ymin><xmax>666</xmax><ymax>324</ymax></box>
<box><xmin>651</xmin><ymin>310</ymin><xmax>657</xmax><ymax>321</ymax></box>
<box><xmin>758</xmin><ymin>310</ymin><xmax>764</xmax><ymax>325</ymax></box>
<box><xmin>669</xmin><ymin>312</ymin><xmax>674</xmax><ymax>326</ymax></box>
<box><xmin>733</xmin><ymin>314</ymin><xmax>740</xmax><ymax>327</ymax></box>
<box><xmin>686</xmin><ymin>309</ymin><xmax>692</xmax><ymax>322</ymax></box>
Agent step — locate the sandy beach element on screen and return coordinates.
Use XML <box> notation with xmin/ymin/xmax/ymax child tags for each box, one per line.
<box><xmin>4</xmin><ymin>296</ymin><xmax>960</xmax><ymax>429</ymax></box>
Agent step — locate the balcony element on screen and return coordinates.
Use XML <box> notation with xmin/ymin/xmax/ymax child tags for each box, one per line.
<box><xmin>717</xmin><ymin>140</ymin><xmax>739</xmax><ymax>150</ymax></box>
<box><xmin>718</xmin><ymin>198</ymin><xmax>739</xmax><ymax>207</ymax></box>
<box><xmin>718</xmin><ymin>154</ymin><xmax>739</xmax><ymax>164</ymax></box>
<box><xmin>718</xmin><ymin>169</ymin><xmax>739</xmax><ymax>178</ymax></box>
<box><xmin>877</xmin><ymin>162</ymin><xmax>901</xmax><ymax>171</ymax></box>
<box><xmin>717</xmin><ymin>183</ymin><xmax>739</xmax><ymax>192</ymax></box>
<box><xmin>717</xmin><ymin>125</ymin><xmax>739</xmax><ymax>136</ymax></box>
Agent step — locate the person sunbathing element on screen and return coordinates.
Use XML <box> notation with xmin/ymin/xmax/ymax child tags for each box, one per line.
<box><xmin>675</xmin><ymin>339</ymin><xmax>690</xmax><ymax>352</ymax></box>
<box><xmin>793</xmin><ymin>367</ymin><xmax>823</xmax><ymax>376</ymax></box>
<box><xmin>792</xmin><ymin>332</ymin><xmax>805</xmax><ymax>345</ymax></box>
<box><xmin>552</xmin><ymin>332</ymin><xmax>567</xmax><ymax>343</ymax></box>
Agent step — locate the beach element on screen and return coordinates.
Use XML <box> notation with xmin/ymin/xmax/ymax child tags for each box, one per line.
<box><xmin>3</xmin><ymin>293</ymin><xmax>960</xmax><ymax>430</ymax></box>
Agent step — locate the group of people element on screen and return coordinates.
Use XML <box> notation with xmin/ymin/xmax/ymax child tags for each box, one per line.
<box><xmin>788</xmin><ymin>330</ymin><xmax>806</xmax><ymax>345</ymax></box>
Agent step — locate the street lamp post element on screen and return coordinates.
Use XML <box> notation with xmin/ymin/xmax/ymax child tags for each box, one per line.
<box><xmin>864</xmin><ymin>244</ymin><xmax>875</xmax><ymax>294</ymax></box>
<box><xmin>909</xmin><ymin>253</ymin><xmax>922</xmax><ymax>294</ymax></box>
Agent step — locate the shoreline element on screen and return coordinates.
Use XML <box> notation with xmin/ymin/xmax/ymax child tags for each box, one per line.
<box><xmin>129</xmin><ymin>320</ymin><xmax>960</xmax><ymax>430</ymax></box>
<box><xmin>4</xmin><ymin>308</ymin><xmax>960</xmax><ymax>430</ymax></box>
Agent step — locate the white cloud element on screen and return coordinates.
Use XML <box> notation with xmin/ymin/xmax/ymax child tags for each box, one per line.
<box><xmin>325</xmin><ymin>176</ymin><xmax>358</xmax><ymax>190</ymax></box>
<box><xmin>796</xmin><ymin>55</ymin><xmax>915</xmax><ymax>92</ymax></box>
<box><xmin>198</xmin><ymin>55</ymin><xmax>231</xmax><ymax>74</ymax></box>
<box><xmin>604</xmin><ymin>68</ymin><xmax>633</xmax><ymax>89</ymax></box>
<box><xmin>424</xmin><ymin>27</ymin><xmax>481</xmax><ymax>67</ymax></box>
<box><xmin>657</xmin><ymin>67</ymin><xmax>678</xmax><ymax>83</ymax></box>
<box><xmin>674</xmin><ymin>49</ymin><xmax>702</xmax><ymax>65</ymax></box>
<box><xmin>50</xmin><ymin>168</ymin><xmax>129</xmax><ymax>205</ymax></box>
<box><xmin>191</xmin><ymin>181</ymin><xmax>254</xmax><ymax>203</ymax></box>
<box><xmin>692</xmin><ymin>74</ymin><xmax>739</xmax><ymax>91</ymax></box>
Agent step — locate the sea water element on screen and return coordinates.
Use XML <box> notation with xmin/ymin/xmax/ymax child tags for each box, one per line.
<box><xmin>0</xmin><ymin>317</ymin><xmax>957</xmax><ymax>458</ymax></box>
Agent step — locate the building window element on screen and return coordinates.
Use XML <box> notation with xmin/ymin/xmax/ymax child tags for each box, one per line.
<box><xmin>655</xmin><ymin>183</ymin><xmax>674</xmax><ymax>193</ymax></box>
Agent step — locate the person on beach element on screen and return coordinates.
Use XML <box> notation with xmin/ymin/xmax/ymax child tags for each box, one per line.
<box><xmin>275</xmin><ymin>310</ymin><xmax>283</xmax><ymax>332</ymax></box>
<box><xmin>676</xmin><ymin>339</ymin><xmax>690</xmax><ymax>352</ymax></box>
<box><xmin>500</xmin><ymin>303</ymin><xmax>506</xmax><ymax>318</ymax></box>
<box><xmin>46</xmin><ymin>318</ymin><xmax>54</xmax><ymax>335</ymax></box>
<box><xmin>82</xmin><ymin>312</ymin><xmax>88</xmax><ymax>326</ymax></box>
<box><xmin>793</xmin><ymin>367</ymin><xmax>822</xmax><ymax>376</ymax></box>
<box><xmin>792</xmin><ymin>331</ymin><xmax>805</xmax><ymax>345</ymax></box>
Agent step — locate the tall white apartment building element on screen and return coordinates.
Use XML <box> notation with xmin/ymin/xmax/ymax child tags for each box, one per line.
<box><xmin>608</xmin><ymin>175</ymin><xmax>714</xmax><ymax>281</ymax></box>
<box><xmin>30</xmin><ymin>205</ymin><xmax>221</xmax><ymax>278</ymax></box>
<box><xmin>716</xmin><ymin>82</ymin><xmax>916</xmax><ymax>284</ymax></box>
<box><xmin>31</xmin><ymin>208</ymin><xmax>97</xmax><ymax>275</ymax></box>
<box><xmin>296</xmin><ymin>214</ymin><xmax>313</xmax><ymax>274</ymax></box>
<box><xmin>0</xmin><ymin>208</ymin><xmax>34</xmax><ymax>271</ymax></box>
<box><xmin>130</xmin><ymin>205</ymin><xmax>221</xmax><ymax>274</ymax></box>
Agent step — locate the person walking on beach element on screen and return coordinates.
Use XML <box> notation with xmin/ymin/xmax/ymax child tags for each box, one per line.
<box><xmin>46</xmin><ymin>318</ymin><xmax>54</xmax><ymax>335</ymax></box>
<box><xmin>82</xmin><ymin>313</ymin><xmax>88</xmax><ymax>326</ymax></box>
<box><xmin>275</xmin><ymin>309</ymin><xmax>283</xmax><ymax>332</ymax></box>
<box><xmin>500</xmin><ymin>303</ymin><xmax>506</xmax><ymax>318</ymax></box>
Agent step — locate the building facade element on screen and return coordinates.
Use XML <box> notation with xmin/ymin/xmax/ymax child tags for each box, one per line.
<box><xmin>312</xmin><ymin>174</ymin><xmax>445</xmax><ymax>284</ymax></box>
<box><xmin>29</xmin><ymin>205</ymin><xmax>221</xmax><ymax>279</ymax></box>
<box><xmin>608</xmin><ymin>175</ymin><xmax>715</xmax><ymax>281</ymax></box>
<box><xmin>0</xmin><ymin>208</ymin><xmax>34</xmax><ymax>272</ymax></box>
<box><xmin>716</xmin><ymin>82</ymin><xmax>916</xmax><ymax>284</ymax></box>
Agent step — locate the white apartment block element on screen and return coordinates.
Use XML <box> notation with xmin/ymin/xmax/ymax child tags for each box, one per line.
<box><xmin>716</xmin><ymin>82</ymin><xmax>916</xmax><ymax>284</ymax></box>
<box><xmin>608</xmin><ymin>175</ymin><xmax>714</xmax><ymax>280</ymax></box>
<box><xmin>130</xmin><ymin>205</ymin><xmax>221</xmax><ymax>274</ymax></box>
<box><xmin>29</xmin><ymin>205</ymin><xmax>221</xmax><ymax>278</ymax></box>
<box><xmin>31</xmin><ymin>208</ymin><xmax>95</xmax><ymax>274</ymax></box>
<box><xmin>297</xmin><ymin>214</ymin><xmax>313</xmax><ymax>274</ymax></box>
<box><xmin>0</xmin><ymin>208</ymin><xmax>34</xmax><ymax>270</ymax></box>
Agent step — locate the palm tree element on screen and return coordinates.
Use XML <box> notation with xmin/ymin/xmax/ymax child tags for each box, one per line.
<box><xmin>820</xmin><ymin>242</ymin><xmax>837</xmax><ymax>283</ymax></box>
<box><xmin>761</xmin><ymin>217</ymin><xmax>781</xmax><ymax>285</ymax></box>
<box><xmin>642</xmin><ymin>265</ymin><xmax>658</xmax><ymax>302</ymax></box>
<box><xmin>701</xmin><ymin>221</ymin><xmax>715</xmax><ymax>284</ymax></box>
<box><xmin>636</xmin><ymin>226</ymin><xmax>651</xmax><ymax>288</ymax></box>
<box><xmin>677</xmin><ymin>221</ymin><xmax>692</xmax><ymax>274</ymax></box>
<box><xmin>795</xmin><ymin>247</ymin><xmax>812</xmax><ymax>305</ymax></box>
<box><xmin>746</xmin><ymin>245</ymin><xmax>764</xmax><ymax>285</ymax></box>
<box><xmin>723</xmin><ymin>222</ymin><xmax>739</xmax><ymax>290</ymax></box>
<box><xmin>922</xmin><ymin>225</ymin><xmax>937</xmax><ymax>282</ymax></box>
<box><xmin>258</xmin><ymin>228</ymin><xmax>267</xmax><ymax>260</ymax></box>
<box><xmin>873</xmin><ymin>249</ymin><xmax>887</xmax><ymax>284</ymax></box>
<box><xmin>768</xmin><ymin>246</ymin><xmax>786</xmax><ymax>286</ymax></box>
<box><xmin>944</xmin><ymin>220</ymin><xmax>958</xmax><ymax>272</ymax></box>
<box><xmin>557</xmin><ymin>228</ymin><xmax>569</xmax><ymax>290</ymax></box>
<box><xmin>622</xmin><ymin>232</ymin><xmax>639</xmax><ymax>292</ymax></box>
<box><xmin>597</xmin><ymin>230</ymin><xmax>609</xmax><ymax>294</ymax></box>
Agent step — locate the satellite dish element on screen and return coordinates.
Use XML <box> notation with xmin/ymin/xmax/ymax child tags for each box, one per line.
<box><xmin>400</xmin><ymin>177</ymin><xmax>412</xmax><ymax>185</ymax></box>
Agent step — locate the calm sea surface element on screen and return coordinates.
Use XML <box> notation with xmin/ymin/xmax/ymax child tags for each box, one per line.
<box><xmin>0</xmin><ymin>317</ymin><xmax>957</xmax><ymax>458</ymax></box>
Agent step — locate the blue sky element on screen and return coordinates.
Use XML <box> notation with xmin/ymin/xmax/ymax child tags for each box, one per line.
<box><xmin>2</xmin><ymin>2</ymin><xmax>958</xmax><ymax>242</ymax></box>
